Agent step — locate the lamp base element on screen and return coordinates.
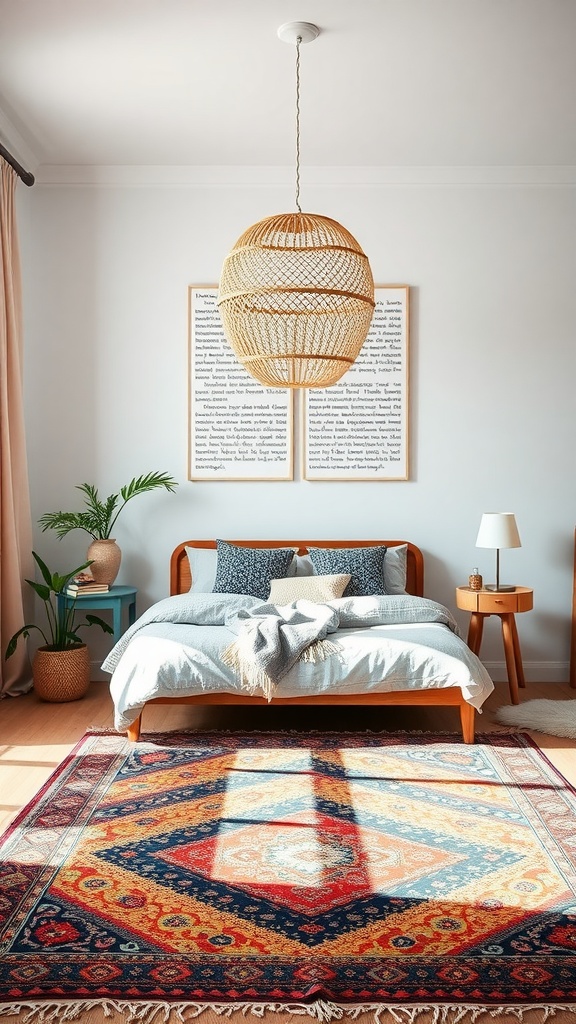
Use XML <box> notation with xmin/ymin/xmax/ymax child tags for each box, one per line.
<box><xmin>485</xmin><ymin>583</ymin><xmax>516</xmax><ymax>592</ymax></box>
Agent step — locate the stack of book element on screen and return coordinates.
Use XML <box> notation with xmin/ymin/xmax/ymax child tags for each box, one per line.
<box><xmin>66</xmin><ymin>573</ymin><xmax>110</xmax><ymax>598</ymax></box>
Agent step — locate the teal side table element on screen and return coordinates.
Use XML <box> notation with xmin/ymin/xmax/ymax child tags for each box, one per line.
<box><xmin>58</xmin><ymin>585</ymin><xmax>137</xmax><ymax>644</ymax></box>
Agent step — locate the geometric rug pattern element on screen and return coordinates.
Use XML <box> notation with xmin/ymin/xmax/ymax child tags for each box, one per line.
<box><xmin>1</xmin><ymin>729</ymin><xmax>576</xmax><ymax>1012</ymax></box>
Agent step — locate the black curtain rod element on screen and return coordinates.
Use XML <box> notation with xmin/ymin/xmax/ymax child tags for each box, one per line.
<box><xmin>0</xmin><ymin>141</ymin><xmax>34</xmax><ymax>186</ymax></box>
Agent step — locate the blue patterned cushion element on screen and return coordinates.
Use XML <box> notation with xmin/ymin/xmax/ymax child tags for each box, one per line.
<box><xmin>308</xmin><ymin>546</ymin><xmax>388</xmax><ymax>597</ymax></box>
<box><xmin>212</xmin><ymin>540</ymin><xmax>296</xmax><ymax>599</ymax></box>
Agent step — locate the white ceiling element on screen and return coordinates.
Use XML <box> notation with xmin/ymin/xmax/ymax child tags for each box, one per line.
<box><xmin>1</xmin><ymin>0</ymin><xmax>575</xmax><ymax>179</ymax></box>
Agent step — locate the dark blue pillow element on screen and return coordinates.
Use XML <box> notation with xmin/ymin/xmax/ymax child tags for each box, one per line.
<box><xmin>212</xmin><ymin>540</ymin><xmax>295</xmax><ymax>600</ymax></box>
<box><xmin>308</xmin><ymin>546</ymin><xmax>387</xmax><ymax>597</ymax></box>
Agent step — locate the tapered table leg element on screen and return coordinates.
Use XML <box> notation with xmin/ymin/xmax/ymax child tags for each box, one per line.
<box><xmin>467</xmin><ymin>613</ymin><xmax>484</xmax><ymax>656</ymax></box>
<box><xmin>510</xmin><ymin>615</ymin><xmax>526</xmax><ymax>688</ymax></box>
<box><xmin>500</xmin><ymin>613</ymin><xmax>520</xmax><ymax>704</ymax></box>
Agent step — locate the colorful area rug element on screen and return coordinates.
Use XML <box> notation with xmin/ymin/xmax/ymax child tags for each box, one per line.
<box><xmin>1</xmin><ymin>729</ymin><xmax>576</xmax><ymax>1023</ymax></box>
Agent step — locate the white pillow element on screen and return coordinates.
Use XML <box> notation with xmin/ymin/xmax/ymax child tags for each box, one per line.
<box><xmin>185</xmin><ymin>547</ymin><xmax>218</xmax><ymax>592</ymax></box>
<box><xmin>268</xmin><ymin>573</ymin><xmax>351</xmax><ymax>604</ymax></box>
<box><xmin>385</xmin><ymin>544</ymin><xmax>408</xmax><ymax>595</ymax></box>
<box><xmin>186</xmin><ymin>545</ymin><xmax>298</xmax><ymax>592</ymax></box>
<box><xmin>295</xmin><ymin>553</ymin><xmax>314</xmax><ymax>577</ymax></box>
<box><xmin>294</xmin><ymin>544</ymin><xmax>408</xmax><ymax>594</ymax></box>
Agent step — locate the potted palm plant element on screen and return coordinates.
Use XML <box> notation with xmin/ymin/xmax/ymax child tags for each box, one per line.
<box><xmin>38</xmin><ymin>471</ymin><xmax>178</xmax><ymax>584</ymax></box>
<box><xmin>5</xmin><ymin>552</ymin><xmax>114</xmax><ymax>702</ymax></box>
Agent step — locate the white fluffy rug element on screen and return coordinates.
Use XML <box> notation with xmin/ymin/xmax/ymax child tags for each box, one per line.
<box><xmin>495</xmin><ymin>698</ymin><xmax>576</xmax><ymax>738</ymax></box>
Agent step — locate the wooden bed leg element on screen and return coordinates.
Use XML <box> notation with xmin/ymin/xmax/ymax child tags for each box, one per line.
<box><xmin>127</xmin><ymin>715</ymin><xmax>142</xmax><ymax>743</ymax></box>
<box><xmin>460</xmin><ymin>702</ymin><xmax>475</xmax><ymax>744</ymax></box>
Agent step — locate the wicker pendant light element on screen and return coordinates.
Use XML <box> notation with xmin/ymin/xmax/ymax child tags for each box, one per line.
<box><xmin>217</xmin><ymin>22</ymin><xmax>375</xmax><ymax>390</ymax></box>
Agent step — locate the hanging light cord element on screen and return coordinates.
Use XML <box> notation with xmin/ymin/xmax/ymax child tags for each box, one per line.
<box><xmin>295</xmin><ymin>35</ymin><xmax>302</xmax><ymax>213</ymax></box>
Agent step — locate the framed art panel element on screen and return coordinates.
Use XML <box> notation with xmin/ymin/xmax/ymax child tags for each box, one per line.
<box><xmin>303</xmin><ymin>285</ymin><xmax>409</xmax><ymax>480</ymax></box>
<box><xmin>188</xmin><ymin>287</ymin><xmax>293</xmax><ymax>481</ymax></box>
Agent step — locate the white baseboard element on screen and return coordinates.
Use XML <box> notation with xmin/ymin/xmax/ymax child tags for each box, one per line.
<box><xmin>482</xmin><ymin>661</ymin><xmax>569</xmax><ymax>685</ymax></box>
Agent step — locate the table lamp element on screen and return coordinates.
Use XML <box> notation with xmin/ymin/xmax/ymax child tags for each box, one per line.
<box><xmin>475</xmin><ymin>512</ymin><xmax>521</xmax><ymax>592</ymax></box>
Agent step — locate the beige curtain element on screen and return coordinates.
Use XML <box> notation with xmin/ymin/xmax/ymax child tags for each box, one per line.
<box><xmin>0</xmin><ymin>157</ymin><xmax>33</xmax><ymax>695</ymax></box>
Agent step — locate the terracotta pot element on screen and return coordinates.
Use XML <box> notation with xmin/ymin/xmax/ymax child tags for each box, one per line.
<box><xmin>33</xmin><ymin>644</ymin><xmax>90</xmax><ymax>702</ymax></box>
<box><xmin>87</xmin><ymin>538</ymin><xmax>122</xmax><ymax>585</ymax></box>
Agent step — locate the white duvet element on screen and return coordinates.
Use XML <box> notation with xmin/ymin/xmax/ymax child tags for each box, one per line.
<box><xmin>102</xmin><ymin>593</ymin><xmax>494</xmax><ymax>731</ymax></box>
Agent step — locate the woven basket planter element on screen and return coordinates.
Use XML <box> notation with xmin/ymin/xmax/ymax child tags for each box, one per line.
<box><xmin>33</xmin><ymin>644</ymin><xmax>91</xmax><ymax>702</ymax></box>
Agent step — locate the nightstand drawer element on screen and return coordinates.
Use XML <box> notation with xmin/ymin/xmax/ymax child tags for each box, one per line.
<box><xmin>477</xmin><ymin>592</ymin><xmax>519</xmax><ymax>613</ymax></box>
<box><xmin>456</xmin><ymin>586</ymin><xmax>533</xmax><ymax>615</ymax></box>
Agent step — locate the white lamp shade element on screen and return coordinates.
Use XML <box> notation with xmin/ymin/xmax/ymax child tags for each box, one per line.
<box><xmin>476</xmin><ymin>513</ymin><xmax>521</xmax><ymax>549</ymax></box>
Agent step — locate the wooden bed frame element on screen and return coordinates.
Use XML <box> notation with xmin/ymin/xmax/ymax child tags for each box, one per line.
<box><xmin>125</xmin><ymin>540</ymin><xmax>476</xmax><ymax>744</ymax></box>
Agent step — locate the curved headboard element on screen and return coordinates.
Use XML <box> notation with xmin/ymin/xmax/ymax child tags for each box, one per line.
<box><xmin>170</xmin><ymin>540</ymin><xmax>424</xmax><ymax>597</ymax></box>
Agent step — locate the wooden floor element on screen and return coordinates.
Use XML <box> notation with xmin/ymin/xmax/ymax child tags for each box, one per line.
<box><xmin>1</xmin><ymin>679</ymin><xmax>575</xmax><ymax>833</ymax></box>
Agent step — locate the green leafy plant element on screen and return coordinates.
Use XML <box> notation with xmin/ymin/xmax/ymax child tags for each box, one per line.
<box><xmin>38</xmin><ymin>471</ymin><xmax>178</xmax><ymax>541</ymax></box>
<box><xmin>5</xmin><ymin>552</ymin><xmax>114</xmax><ymax>657</ymax></box>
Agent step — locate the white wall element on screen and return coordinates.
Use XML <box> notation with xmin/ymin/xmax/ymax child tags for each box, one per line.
<box><xmin>16</xmin><ymin>171</ymin><xmax>576</xmax><ymax>681</ymax></box>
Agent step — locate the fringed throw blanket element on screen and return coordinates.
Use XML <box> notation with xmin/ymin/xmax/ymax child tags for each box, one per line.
<box><xmin>222</xmin><ymin>595</ymin><xmax>461</xmax><ymax>701</ymax></box>
<box><xmin>222</xmin><ymin>599</ymin><xmax>342</xmax><ymax>700</ymax></box>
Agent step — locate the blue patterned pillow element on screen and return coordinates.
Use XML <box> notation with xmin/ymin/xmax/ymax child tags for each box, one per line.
<box><xmin>308</xmin><ymin>546</ymin><xmax>388</xmax><ymax>597</ymax></box>
<box><xmin>212</xmin><ymin>540</ymin><xmax>296</xmax><ymax>599</ymax></box>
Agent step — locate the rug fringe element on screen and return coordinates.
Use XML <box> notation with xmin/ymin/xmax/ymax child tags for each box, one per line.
<box><xmin>1</xmin><ymin>1002</ymin><xmax>576</xmax><ymax>1024</ymax></box>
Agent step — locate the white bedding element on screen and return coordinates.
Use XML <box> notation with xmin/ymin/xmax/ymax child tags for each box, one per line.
<box><xmin>102</xmin><ymin>593</ymin><xmax>494</xmax><ymax>731</ymax></box>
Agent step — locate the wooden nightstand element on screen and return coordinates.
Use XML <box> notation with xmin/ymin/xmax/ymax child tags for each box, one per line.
<box><xmin>456</xmin><ymin>586</ymin><xmax>533</xmax><ymax>705</ymax></box>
